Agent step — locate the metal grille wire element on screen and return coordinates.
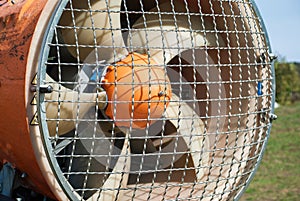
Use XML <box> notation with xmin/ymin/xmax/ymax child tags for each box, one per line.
<box><xmin>37</xmin><ymin>0</ymin><xmax>275</xmax><ymax>200</ymax></box>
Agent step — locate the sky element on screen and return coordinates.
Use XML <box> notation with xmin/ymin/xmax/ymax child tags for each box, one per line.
<box><xmin>254</xmin><ymin>0</ymin><xmax>300</xmax><ymax>62</ymax></box>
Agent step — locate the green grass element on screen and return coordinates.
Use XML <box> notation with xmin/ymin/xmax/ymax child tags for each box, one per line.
<box><xmin>240</xmin><ymin>102</ymin><xmax>300</xmax><ymax>201</ymax></box>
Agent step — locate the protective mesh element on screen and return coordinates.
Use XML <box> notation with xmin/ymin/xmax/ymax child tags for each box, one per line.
<box><xmin>39</xmin><ymin>0</ymin><xmax>274</xmax><ymax>200</ymax></box>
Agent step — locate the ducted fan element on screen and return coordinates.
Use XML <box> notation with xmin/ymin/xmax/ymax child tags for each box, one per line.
<box><xmin>0</xmin><ymin>0</ymin><xmax>276</xmax><ymax>200</ymax></box>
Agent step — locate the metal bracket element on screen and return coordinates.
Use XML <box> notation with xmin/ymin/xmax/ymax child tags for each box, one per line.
<box><xmin>270</xmin><ymin>113</ymin><xmax>278</xmax><ymax>122</ymax></box>
<box><xmin>30</xmin><ymin>85</ymin><xmax>53</xmax><ymax>93</ymax></box>
<box><xmin>260</xmin><ymin>109</ymin><xmax>278</xmax><ymax>123</ymax></box>
<box><xmin>269</xmin><ymin>53</ymin><xmax>278</xmax><ymax>62</ymax></box>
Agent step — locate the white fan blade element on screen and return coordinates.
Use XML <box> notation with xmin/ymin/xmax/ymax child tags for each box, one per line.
<box><xmin>76</xmin><ymin>113</ymin><xmax>131</xmax><ymax>201</ymax></box>
<box><xmin>95</xmin><ymin>137</ymin><xmax>130</xmax><ymax>201</ymax></box>
<box><xmin>129</xmin><ymin>1</ymin><xmax>224</xmax><ymax>64</ymax></box>
<box><xmin>165</xmin><ymin>93</ymin><xmax>208</xmax><ymax>181</ymax></box>
<box><xmin>60</xmin><ymin>0</ymin><xmax>128</xmax><ymax>62</ymax></box>
<box><xmin>45</xmin><ymin>75</ymin><xmax>106</xmax><ymax>136</ymax></box>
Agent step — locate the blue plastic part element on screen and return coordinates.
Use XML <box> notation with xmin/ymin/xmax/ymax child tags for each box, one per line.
<box><xmin>257</xmin><ymin>81</ymin><xmax>263</xmax><ymax>96</ymax></box>
<box><xmin>90</xmin><ymin>67</ymin><xmax>107</xmax><ymax>82</ymax></box>
<box><xmin>90</xmin><ymin>71</ymin><xmax>100</xmax><ymax>82</ymax></box>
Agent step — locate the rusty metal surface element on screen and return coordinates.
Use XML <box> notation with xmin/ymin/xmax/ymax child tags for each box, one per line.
<box><xmin>0</xmin><ymin>0</ymin><xmax>55</xmax><ymax>199</ymax></box>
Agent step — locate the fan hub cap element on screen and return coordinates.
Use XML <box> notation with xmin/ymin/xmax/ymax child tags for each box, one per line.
<box><xmin>102</xmin><ymin>52</ymin><xmax>172</xmax><ymax>128</ymax></box>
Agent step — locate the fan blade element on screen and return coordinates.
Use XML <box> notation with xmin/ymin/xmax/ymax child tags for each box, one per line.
<box><xmin>129</xmin><ymin>1</ymin><xmax>224</xmax><ymax>64</ymax></box>
<box><xmin>62</xmin><ymin>118</ymin><xmax>130</xmax><ymax>200</ymax></box>
<box><xmin>165</xmin><ymin>93</ymin><xmax>208</xmax><ymax>181</ymax></box>
<box><xmin>73</xmin><ymin>109</ymin><xmax>131</xmax><ymax>200</ymax></box>
<box><xmin>96</xmin><ymin>137</ymin><xmax>130</xmax><ymax>201</ymax></box>
<box><xmin>60</xmin><ymin>0</ymin><xmax>128</xmax><ymax>63</ymax></box>
<box><xmin>45</xmin><ymin>75</ymin><xmax>106</xmax><ymax>136</ymax></box>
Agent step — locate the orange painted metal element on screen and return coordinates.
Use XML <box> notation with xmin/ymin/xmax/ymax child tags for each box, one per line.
<box><xmin>0</xmin><ymin>0</ymin><xmax>55</xmax><ymax>199</ymax></box>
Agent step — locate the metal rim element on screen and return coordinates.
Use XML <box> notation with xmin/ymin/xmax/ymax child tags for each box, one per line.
<box><xmin>233</xmin><ymin>0</ymin><xmax>276</xmax><ymax>200</ymax></box>
<box><xmin>37</xmin><ymin>0</ymin><xmax>79</xmax><ymax>200</ymax></box>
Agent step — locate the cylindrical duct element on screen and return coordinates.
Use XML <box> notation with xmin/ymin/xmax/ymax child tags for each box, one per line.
<box><xmin>0</xmin><ymin>0</ymin><xmax>275</xmax><ymax>200</ymax></box>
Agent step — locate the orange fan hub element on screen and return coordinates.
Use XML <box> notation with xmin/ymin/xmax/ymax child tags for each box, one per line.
<box><xmin>102</xmin><ymin>52</ymin><xmax>172</xmax><ymax>129</ymax></box>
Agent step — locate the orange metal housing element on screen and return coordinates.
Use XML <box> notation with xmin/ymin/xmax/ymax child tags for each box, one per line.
<box><xmin>0</xmin><ymin>0</ymin><xmax>54</xmax><ymax>199</ymax></box>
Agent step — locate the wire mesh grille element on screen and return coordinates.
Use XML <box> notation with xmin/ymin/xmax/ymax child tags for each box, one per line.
<box><xmin>38</xmin><ymin>0</ymin><xmax>274</xmax><ymax>200</ymax></box>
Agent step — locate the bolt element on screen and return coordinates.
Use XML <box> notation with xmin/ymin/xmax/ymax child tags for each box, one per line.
<box><xmin>39</xmin><ymin>85</ymin><xmax>53</xmax><ymax>93</ymax></box>
<box><xmin>270</xmin><ymin>113</ymin><xmax>278</xmax><ymax>122</ymax></box>
<box><xmin>158</xmin><ymin>91</ymin><xmax>166</xmax><ymax>97</ymax></box>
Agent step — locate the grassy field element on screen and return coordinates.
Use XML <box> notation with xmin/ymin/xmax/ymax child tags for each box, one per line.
<box><xmin>240</xmin><ymin>102</ymin><xmax>300</xmax><ymax>201</ymax></box>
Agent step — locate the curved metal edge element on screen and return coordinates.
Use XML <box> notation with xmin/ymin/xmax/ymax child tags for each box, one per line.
<box><xmin>26</xmin><ymin>0</ymin><xmax>75</xmax><ymax>200</ymax></box>
<box><xmin>37</xmin><ymin>0</ymin><xmax>82</xmax><ymax>200</ymax></box>
<box><xmin>233</xmin><ymin>0</ymin><xmax>276</xmax><ymax>200</ymax></box>
<box><xmin>36</xmin><ymin>0</ymin><xmax>81</xmax><ymax>200</ymax></box>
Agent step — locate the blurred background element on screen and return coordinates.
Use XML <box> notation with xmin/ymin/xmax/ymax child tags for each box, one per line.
<box><xmin>241</xmin><ymin>0</ymin><xmax>300</xmax><ymax>200</ymax></box>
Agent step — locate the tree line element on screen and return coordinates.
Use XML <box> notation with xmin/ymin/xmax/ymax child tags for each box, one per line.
<box><xmin>274</xmin><ymin>61</ymin><xmax>300</xmax><ymax>105</ymax></box>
